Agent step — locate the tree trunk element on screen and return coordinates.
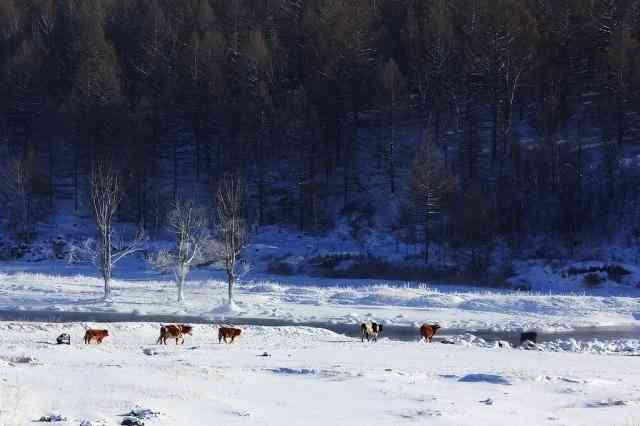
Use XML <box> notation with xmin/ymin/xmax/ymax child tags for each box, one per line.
<box><xmin>258</xmin><ymin>111</ymin><xmax>264</xmax><ymax>226</ymax></box>
<box><xmin>103</xmin><ymin>275</ymin><xmax>111</xmax><ymax>300</ymax></box>
<box><xmin>435</xmin><ymin>108</ymin><xmax>446</xmax><ymax>170</ymax></box>
<box><xmin>49</xmin><ymin>138</ymin><xmax>54</xmax><ymax>209</ymax></box>
<box><xmin>465</xmin><ymin>102</ymin><xmax>475</xmax><ymax>184</ymax></box>
<box><xmin>227</xmin><ymin>272</ymin><xmax>234</xmax><ymax>304</ymax></box>
<box><xmin>617</xmin><ymin>93</ymin><xmax>623</xmax><ymax>147</ymax></box>
<box><xmin>344</xmin><ymin>97</ymin><xmax>359</xmax><ymax>206</ymax></box>
<box><xmin>102</xmin><ymin>230</ymin><xmax>112</xmax><ymax>300</ymax></box>
<box><xmin>173</xmin><ymin>138</ymin><xmax>178</xmax><ymax>203</ymax></box>
<box><xmin>424</xmin><ymin>213</ymin><xmax>430</xmax><ymax>264</ymax></box>
<box><xmin>74</xmin><ymin>141</ymin><xmax>79</xmax><ymax>212</ymax></box>
<box><xmin>177</xmin><ymin>265</ymin><xmax>186</xmax><ymax>303</ymax></box>
<box><xmin>491</xmin><ymin>102</ymin><xmax>498</xmax><ymax>168</ymax></box>
<box><xmin>195</xmin><ymin>130</ymin><xmax>200</xmax><ymax>181</ymax></box>
<box><xmin>137</xmin><ymin>171</ymin><xmax>144</xmax><ymax>227</ymax></box>
<box><xmin>388</xmin><ymin>97</ymin><xmax>395</xmax><ymax>194</ymax></box>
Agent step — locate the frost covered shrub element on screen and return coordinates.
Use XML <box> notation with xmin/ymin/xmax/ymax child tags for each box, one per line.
<box><xmin>583</xmin><ymin>272</ymin><xmax>605</xmax><ymax>288</ymax></box>
<box><xmin>146</xmin><ymin>250</ymin><xmax>176</xmax><ymax>274</ymax></box>
<box><xmin>65</xmin><ymin>239</ymin><xmax>97</xmax><ymax>265</ymax></box>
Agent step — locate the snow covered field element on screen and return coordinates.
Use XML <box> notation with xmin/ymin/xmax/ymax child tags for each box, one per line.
<box><xmin>0</xmin><ymin>263</ymin><xmax>639</xmax><ymax>333</ymax></box>
<box><xmin>1</xmin><ymin>322</ymin><xmax>639</xmax><ymax>426</ymax></box>
<box><xmin>1</xmin><ymin>259</ymin><xmax>640</xmax><ymax>425</ymax></box>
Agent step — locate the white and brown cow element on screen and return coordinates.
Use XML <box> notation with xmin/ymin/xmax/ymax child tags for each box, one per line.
<box><xmin>157</xmin><ymin>324</ymin><xmax>193</xmax><ymax>345</ymax></box>
<box><xmin>360</xmin><ymin>321</ymin><xmax>383</xmax><ymax>342</ymax></box>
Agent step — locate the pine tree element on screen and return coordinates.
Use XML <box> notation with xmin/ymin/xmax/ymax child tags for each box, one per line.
<box><xmin>408</xmin><ymin>138</ymin><xmax>454</xmax><ymax>263</ymax></box>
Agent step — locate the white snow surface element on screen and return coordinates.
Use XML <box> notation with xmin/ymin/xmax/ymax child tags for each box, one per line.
<box><xmin>0</xmin><ymin>263</ymin><xmax>639</xmax><ymax>332</ymax></box>
<box><xmin>1</xmin><ymin>322</ymin><xmax>639</xmax><ymax>426</ymax></box>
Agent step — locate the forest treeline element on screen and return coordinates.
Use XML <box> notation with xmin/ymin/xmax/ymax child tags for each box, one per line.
<box><xmin>1</xmin><ymin>0</ymin><xmax>640</xmax><ymax>261</ymax></box>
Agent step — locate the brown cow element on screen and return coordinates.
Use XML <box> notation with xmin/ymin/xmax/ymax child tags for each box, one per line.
<box><xmin>420</xmin><ymin>324</ymin><xmax>441</xmax><ymax>343</ymax></box>
<box><xmin>218</xmin><ymin>326</ymin><xmax>241</xmax><ymax>344</ymax></box>
<box><xmin>84</xmin><ymin>329</ymin><xmax>109</xmax><ymax>344</ymax></box>
<box><xmin>157</xmin><ymin>324</ymin><xmax>193</xmax><ymax>345</ymax></box>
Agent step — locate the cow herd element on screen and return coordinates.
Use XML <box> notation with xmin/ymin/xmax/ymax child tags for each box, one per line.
<box><xmin>77</xmin><ymin>324</ymin><xmax>244</xmax><ymax>346</ymax></box>
<box><xmin>361</xmin><ymin>321</ymin><xmax>442</xmax><ymax>343</ymax></box>
<box><xmin>74</xmin><ymin>321</ymin><xmax>441</xmax><ymax>347</ymax></box>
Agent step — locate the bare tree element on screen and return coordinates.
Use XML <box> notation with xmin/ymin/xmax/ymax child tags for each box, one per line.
<box><xmin>214</xmin><ymin>173</ymin><xmax>249</xmax><ymax>305</ymax></box>
<box><xmin>163</xmin><ymin>199</ymin><xmax>209</xmax><ymax>303</ymax></box>
<box><xmin>90</xmin><ymin>161</ymin><xmax>142</xmax><ymax>300</ymax></box>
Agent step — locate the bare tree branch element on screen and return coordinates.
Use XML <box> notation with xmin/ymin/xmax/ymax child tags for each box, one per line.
<box><xmin>164</xmin><ymin>198</ymin><xmax>210</xmax><ymax>303</ymax></box>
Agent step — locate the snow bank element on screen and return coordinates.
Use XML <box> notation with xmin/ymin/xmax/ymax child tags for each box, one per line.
<box><xmin>1</xmin><ymin>264</ymin><xmax>639</xmax><ymax>333</ymax></box>
<box><xmin>442</xmin><ymin>333</ymin><xmax>640</xmax><ymax>356</ymax></box>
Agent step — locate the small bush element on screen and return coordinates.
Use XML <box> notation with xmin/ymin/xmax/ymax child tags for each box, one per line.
<box><xmin>306</xmin><ymin>254</ymin><xmax>502</xmax><ymax>286</ymax></box>
<box><xmin>567</xmin><ymin>264</ymin><xmax>630</xmax><ymax>284</ymax></box>
<box><xmin>267</xmin><ymin>260</ymin><xmax>296</xmax><ymax>275</ymax></box>
<box><xmin>583</xmin><ymin>273</ymin><xmax>605</xmax><ymax>288</ymax></box>
<box><xmin>51</xmin><ymin>237</ymin><xmax>67</xmax><ymax>260</ymax></box>
<box><xmin>605</xmin><ymin>264</ymin><xmax>631</xmax><ymax>283</ymax></box>
<box><xmin>513</xmin><ymin>283</ymin><xmax>532</xmax><ymax>292</ymax></box>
